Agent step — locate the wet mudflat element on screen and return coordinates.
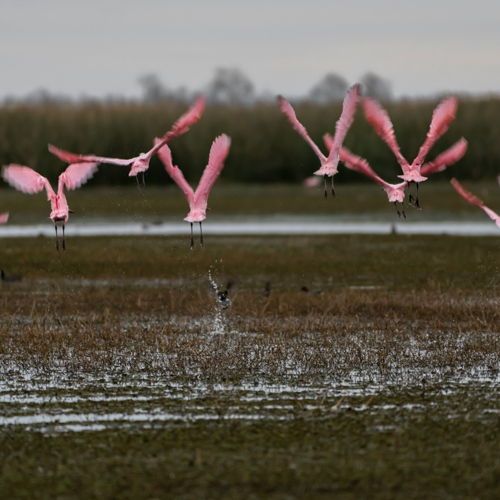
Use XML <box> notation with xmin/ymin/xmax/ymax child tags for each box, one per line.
<box><xmin>1</xmin><ymin>226</ymin><xmax>500</xmax><ymax>498</ymax></box>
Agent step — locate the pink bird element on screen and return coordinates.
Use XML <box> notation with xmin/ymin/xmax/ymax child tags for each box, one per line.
<box><xmin>450</xmin><ymin>178</ymin><xmax>500</xmax><ymax>227</ymax></box>
<box><xmin>419</xmin><ymin>138</ymin><xmax>468</xmax><ymax>177</ymax></box>
<box><xmin>363</xmin><ymin>96</ymin><xmax>458</xmax><ymax>208</ymax></box>
<box><xmin>277</xmin><ymin>83</ymin><xmax>361</xmax><ymax>197</ymax></box>
<box><xmin>0</xmin><ymin>213</ymin><xmax>8</xmax><ymax>224</ymax></box>
<box><xmin>156</xmin><ymin>134</ymin><xmax>231</xmax><ymax>248</ymax></box>
<box><xmin>48</xmin><ymin>95</ymin><xmax>205</xmax><ymax>187</ymax></box>
<box><xmin>2</xmin><ymin>162</ymin><xmax>98</xmax><ymax>250</ymax></box>
<box><xmin>337</xmin><ymin>145</ymin><xmax>407</xmax><ymax>218</ymax></box>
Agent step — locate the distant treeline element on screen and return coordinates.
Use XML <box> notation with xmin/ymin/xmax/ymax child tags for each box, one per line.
<box><xmin>0</xmin><ymin>97</ymin><xmax>498</xmax><ymax>186</ymax></box>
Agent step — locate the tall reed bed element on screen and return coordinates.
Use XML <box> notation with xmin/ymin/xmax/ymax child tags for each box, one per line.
<box><xmin>0</xmin><ymin>97</ymin><xmax>498</xmax><ymax>184</ymax></box>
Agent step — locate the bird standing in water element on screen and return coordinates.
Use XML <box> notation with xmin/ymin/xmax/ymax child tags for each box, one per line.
<box><xmin>2</xmin><ymin>162</ymin><xmax>98</xmax><ymax>250</ymax></box>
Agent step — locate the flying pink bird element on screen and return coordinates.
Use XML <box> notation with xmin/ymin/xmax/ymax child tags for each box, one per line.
<box><xmin>156</xmin><ymin>134</ymin><xmax>231</xmax><ymax>248</ymax></box>
<box><xmin>363</xmin><ymin>96</ymin><xmax>458</xmax><ymax>208</ymax></box>
<box><xmin>450</xmin><ymin>178</ymin><xmax>500</xmax><ymax>227</ymax></box>
<box><xmin>48</xmin><ymin>95</ymin><xmax>205</xmax><ymax>187</ymax></box>
<box><xmin>278</xmin><ymin>84</ymin><xmax>361</xmax><ymax>197</ymax></box>
<box><xmin>419</xmin><ymin>138</ymin><xmax>468</xmax><ymax>177</ymax></box>
<box><xmin>0</xmin><ymin>213</ymin><xmax>8</xmax><ymax>224</ymax></box>
<box><xmin>2</xmin><ymin>162</ymin><xmax>98</xmax><ymax>250</ymax></box>
<box><xmin>338</xmin><ymin>145</ymin><xmax>407</xmax><ymax>218</ymax></box>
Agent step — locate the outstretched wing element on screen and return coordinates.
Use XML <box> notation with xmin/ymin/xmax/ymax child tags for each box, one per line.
<box><xmin>149</xmin><ymin>95</ymin><xmax>206</xmax><ymax>158</ymax></box>
<box><xmin>413</xmin><ymin>97</ymin><xmax>458</xmax><ymax>167</ymax></box>
<box><xmin>326</xmin><ymin>84</ymin><xmax>361</xmax><ymax>163</ymax></box>
<box><xmin>362</xmin><ymin>97</ymin><xmax>410</xmax><ymax>173</ymax></box>
<box><xmin>451</xmin><ymin>178</ymin><xmax>500</xmax><ymax>227</ymax></box>
<box><xmin>1</xmin><ymin>164</ymin><xmax>55</xmax><ymax>200</ymax></box>
<box><xmin>339</xmin><ymin>147</ymin><xmax>389</xmax><ymax>189</ymax></box>
<box><xmin>277</xmin><ymin>95</ymin><xmax>326</xmax><ymax>162</ymax></box>
<box><xmin>420</xmin><ymin>138</ymin><xmax>467</xmax><ymax>177</ymax></box>
<box><xmin>155</xmin><ymin>139</ymin><xmax>195</xmax><ymax>203</ymax></box>
<box><xmin>60</xmin><ymin>162</ymin><xmax>99</xmax><ymax>190</ymax></box>
<box><xmin>194</xmin><ymin>134</ymin><xmax>231</xmax><ymax>208</ymax></box>
<box><xmin>48</xmin><ymin>144</ymin><xmax>132</xmax><ymax>166</ymax></box>
<box><xmin>0</xmin><ymin>212</ymin><xmax>8</xmax><ymax>224</ymax></box>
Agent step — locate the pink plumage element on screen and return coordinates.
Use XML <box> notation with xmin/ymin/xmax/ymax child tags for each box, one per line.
<box><xmin>278</xmin><ymin>84</ymin><xmax>361</xmax><ymax>197</ymax></box>
<box><xmin>1</xmin><ymin>162</ymin><xmax>98</xmax><ymax>250</ymax></box>
<box><xmin>450</xmin><ymin>178</ymin><xmax>500</xmax><ymax>228</ymax></box>
<box><xmin>48</xmin><ymin>95</ymin><xmax>205</xmax><ymax>182</ymax></box>
<box><xmin>157</xmin><ymin>134</ymin><xmax>231</xmax><ymax>248</ymax></box>
<box><xmin>0</xmin><ymin>212</ymin><xmax>8</xmax><ymax>224</ymax></box>
<box><xmin>420</xmin><ymin>138</ymin><xmax>468</xmax><ymax>177</ymax></box>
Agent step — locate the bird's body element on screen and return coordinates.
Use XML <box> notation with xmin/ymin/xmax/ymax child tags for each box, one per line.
<box><xmin>2</xmin><ymin>162</ymin><xmax>98</xmax><ymax>250</ymax></box>
<box><xmin>157</xmin><ymin>134</ymin><xmax>231</xmax><ymax>248</ymax></box>
<box><xmin>450</xmin><ymin>178</ymin><xmax>500</xmax><ymax>227</ymax></box>
<box><xmin>48</xmin><ymin>95</ymin><xmax>205</xmax><ymax>186</ymax></box>
<box><xmin>1</xmin><ymin>269</ymin><xmax>21</xmax><ymax>282</ymax></box>
<box><xmin>363</xmin><ymin>96</ymin><xmax>458</xmax><ymax>207</ymax></box>
<box><xmin>0</xmin><ymin>213</ymin><xmax>8</xmax><ymax>224</ymax></box>
<box><xmin>278</xmin><ymin>84</ymin><xmax>360</xmax><ymax>197</ymax></box>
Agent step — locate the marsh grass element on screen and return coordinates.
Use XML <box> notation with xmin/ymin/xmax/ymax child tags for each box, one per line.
<box><xmin>2</xmin><ymin>232</ymin><xmax>500</xmax><ymax>498</ymax></box>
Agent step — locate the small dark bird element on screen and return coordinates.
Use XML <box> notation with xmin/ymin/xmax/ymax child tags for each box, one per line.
<box><xmin>263</xmin><ymin>281</ymin><xmax>271</xmax><ymax>297</ymax></box>
<box><xmin>212</xmin><ymin>279</ymin><xmax>234</xmax><ymax>310</ymax></box>
<box><xmin>1</xmin><ymin>269</ymin><xmax>21</xmax><ymax>282</ymax></box>
<box><xmin>301</xmin><ymin>285</ymin><xmax>323</xmax><ymax>296</ymax></box>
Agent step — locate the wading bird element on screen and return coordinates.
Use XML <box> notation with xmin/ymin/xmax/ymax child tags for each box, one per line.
<box><xmin>48</xmin><ymin>95</ymin><xmax>205</xmax><ymax>187</ymax></box>
<box><xmin>450</xmin><ymin>178</ymin><xmax>500</xmax><ymax>227</ymax></box>
<box><xmin>0</xmin><ymin>213</ymin><xmax>8</xmax><ymax>224</ymax></box>
<box><xmin>363</xmin><ymin>96</ymin><xmax>458</xmax><ymax>208</ymax></box>
<box><xmin>1</xmin><ymin>162</ymin><xmax>98</xmax><ymax>250</ymax></box>
<box><xmin>278</xmin><ymin>84</ymin><xmax>361</xmax><ymax>197</ymax></box>
<box><xmin>156</xmin><ymin>134</ymin><xmax>231</xmax><ymax>248</ymax></box>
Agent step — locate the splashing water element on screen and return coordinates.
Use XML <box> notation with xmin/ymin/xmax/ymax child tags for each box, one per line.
<box><xmin>207</xmin><ymin>270</ymin><xmax>228</xmax><ymax>335</ymax></box>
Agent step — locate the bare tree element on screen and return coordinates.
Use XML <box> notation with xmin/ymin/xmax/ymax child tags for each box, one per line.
<box><xmin>205</xmin><ymin>68</ymin><xmax>255</xmax><ymax>105</ymax></box>
<box><xmin>138</xmin><ymin>74</ymin><xmax>168</xmax><ymax>103</ymax></box>
<box><xmin>360</xmin><ymin>72</ymin><xmax>393</xmax><ymax>101</ymax></box>
<box><xmin>308</xmin><ymin>73</ymin><xmax>349</xmax><ymax>103</ymax></box>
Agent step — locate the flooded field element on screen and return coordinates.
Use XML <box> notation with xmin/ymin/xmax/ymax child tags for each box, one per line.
<box><xmin>2</xmin><ymin>185</ymin><xmax>500</xmax><ymax>498</ymax></box>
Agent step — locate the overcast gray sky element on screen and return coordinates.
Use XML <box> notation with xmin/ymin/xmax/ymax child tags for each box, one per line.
<box><xmin>1</xmin><ymin>0</ymin><xmax>499</xmax><ymax>100</ymax></box>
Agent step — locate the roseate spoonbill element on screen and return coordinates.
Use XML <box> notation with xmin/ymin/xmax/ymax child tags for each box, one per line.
<box><xmin>338</xmin><ymin>145</ymin><xmax>407</xmax><ymax>218</ymax></box>
<box><xmin>48</xmin><ymin>95</ymin><xmax>205</xmax><ymax>187</ymax></box>
<box><xmin>363</xmin><ymin>96</ymin><xmax>458</xmax><ymax>207</ymax></box>
<box><xmin>1</xmin><ymin>162</ymin><xmax>98</xmax><ymax>250</ymax></box>
<box><xmin>277</xmin><ymin>84</ymin><xmax>361</xmax><ymax>197</ymax></box>
<box><xmin>0</xmin><ymin>213</ymin><xmax>8</xmax><ymax>224</ymax></box>
<box><xmin>419</xmin><ymin>138</ymin><xmax>468</xmax><ymax>177</ymax></box>
<box><xmin>1</xmin><ymin>269</ymin><xmax>21</xmax><ymax>282</ymax></box>
<box><xmin>450</xmin><ymin>178</ymin><xmax>500</xmax><ymax>227</ymax></box>
<box><xmin>156</xmin><ymin>134</ymin><xmax>231</xmax><ymax>248</ymax></box>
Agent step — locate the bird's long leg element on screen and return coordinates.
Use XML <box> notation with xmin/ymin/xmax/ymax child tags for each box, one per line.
<box><xmin>136</xmin><ymin>175</ymin><xmax>141</xmax><ymax>189</ymax></box>
<box><xmin>190</xmin><ymin>223</ymin><xmax>194</xmax><ymax>249</ymax></box>
<box><xmin>407</xmin><ymin>181</ymin><xmax>415</xmax><ymax>207</ymax></box>
<box><xmin>323</xmin><ymin>175</ymin><xmax>328</xmax><ymax>198</ymax></box>
<box><xmin>394</xmin><ymin>202</ymin><xmax>401</xmax><ymax>218</ymax></box>
<box><xmin>200</xmin><ymin>222</ymin><xmax>203</xmax><ymax>247</ymax></box>
<box><xmin>401</xmin><ymin>199</ymin><xmax>406</xmax><ymax>219</ymax></box>
<box><xmin>141</xmin><ymin>172</ymin><xmax>146</xmax><ymax>189</ymax></box>
<box><xmin>62</xmin><ymin>224</ymin><xmax>66</xmax><ymax>252</ymax></box>
<box><xmin>415</xmin><ymin>183</ymin><xmax>420</xmax><ymax>209</ymax></box>
<box><xmin>331</xmin><ymin>176</ymin><xmax>336</xmax><ymax>197</ymax></box>
<box><xmin>55</xmin><ymin>226</ymin><xmax>59</xmax><ymax>252</ymax></box>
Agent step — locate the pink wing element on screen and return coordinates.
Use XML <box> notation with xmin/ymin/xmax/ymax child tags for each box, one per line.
<box><xmin>2</xmin><ymin>164</ymin><xmax>55</xmax><ymax>200</ymax></box>
<box><xmin>155</xmin><ymin>139</ymin><xmax>195</xmax><ymax>203</ymax></box>
<box><xmin>0</xmin><ymin>212</ymin><xmax>8</xmax><ymax>224</ymax></box>
<box><xmin>277</xmin><ymin>95</ymin><xmax>326</xmax><ymax>162</ymax></box>
<box><xmin>60</xmin><ymin>162</ymin><xmax>99</xmax><ymax>190</ymax></box>
<box><xmin>362</xmin><ymin>97</ymin><xmax>410</xmax><ymax>173</ymax></box>
<box><xmin>194</xmin><ymin>134</ymin><xmax>231</xmax><ymax>208</ymax></box>
<box><xmin>451</xmin><ymin>178</ymin><xmax>500</xmax><ymax>227</ymax></box>
<box><xmin>326</xmin><ymin>84</ymin><xmax>361</xmax><ymax>162</ymax></box>
<box><xmin>48</xmin><ymin>144</ymin><xmax>132</xmax><ymax>166</ymax></box>
<box><xmin>148</xmin><ymin>95</ymin><xmax>206</xmax><ymax>158</ymax></box>
<box><xmin>420</xmin><ymin>138</ymin><xmax>467</xmax><ymax>177</ymax></box>
<box><xmin>339</xmin><ymin>147</ymin><xmax>389</xmax><ymax>188</ymax></box>
<box><xmin>413</xmin><ymin>97</ymin><xmax>458</xmax><ymax>167</ymax></box>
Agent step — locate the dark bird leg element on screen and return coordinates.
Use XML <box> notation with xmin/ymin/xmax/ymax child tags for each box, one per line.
<box><xmin>324</xmin><ymin>175</ymin><xmax>328</xmax><ymax>198</ymax></box>
<box><xmin>136</xmin><ymin>175</ymin><xmax>141</xmax><ymax>189</ymax></box>
<box><xmin>55</xmin><ymin>226</ymin><xmax>59</xmax><ymax>252</ymax></box>
<box><xmin>141</xmin><ymin>172</ymin><xmax>146</xmax><ymax>189</ymax></box>
<box><xmin>190</xmin><ymin>223</ymin><xmax>194</xmax><ymax>249</ymax></box>
<box><xmin>62</xmin><ymin>224</ymin><xmax>66</xmax><ymax>252</ymax></box>
<box><xmin>407</xmin><ymin>182</ymin><xmax>415</xmax><ymax>207</ymax></box>
<box><xmin>415</xmin><ymin>183</ymin><xmax>420</xmax><ymax>209</ymax></box>
<box><xmin>331</xmin><ymin>176</ymin><xmax>336</xmax><ymax>197</ymax></box>
<box><xmin>401</xmin><ymin>199</ymin><xmax>406</xmax><ymax>219</ymax></box>
<box><xmin>200</xmin><ymin>222</ymin><xmax>203</xmax><ymax>247</ymax></box>
<box><xmin>394</xmin><ymin>202</ymin><xmax>401</xmax><ymax>218</ymax></box>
